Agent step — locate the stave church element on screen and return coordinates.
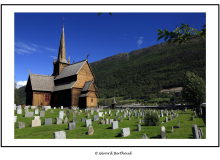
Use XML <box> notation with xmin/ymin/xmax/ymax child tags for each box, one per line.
<box><xmin>25</xmin><ymin>22</ymin><xmax>98</xmax><ymax>108</ymax></box>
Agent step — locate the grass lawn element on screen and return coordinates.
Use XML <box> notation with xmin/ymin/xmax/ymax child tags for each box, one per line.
<box><xmin>14</xmin><ymin>108</ymin><xmax>206</xmax><ymax>139</ymax></box>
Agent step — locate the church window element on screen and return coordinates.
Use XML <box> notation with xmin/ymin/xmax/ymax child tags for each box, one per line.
<box><xmin>91</xmin><ymin>98</ymin><xmax>93</xmax><ymax>103</ymax></box>
<box><xmin>45</xmin><ymin>95</ymin><xmax>49</xmax><ymax>101</ymax></box>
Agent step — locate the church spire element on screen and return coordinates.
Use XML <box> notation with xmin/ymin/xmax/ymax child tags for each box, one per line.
<box><xmin>56</xmin><ymin>18</ymin><xmax>67</xmax><ymax>63</ymax></box>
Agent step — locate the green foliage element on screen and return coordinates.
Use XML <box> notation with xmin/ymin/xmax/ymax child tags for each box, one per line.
<box><xmin>157</xmin><ymin>23</ymin><xmax>206</xmax><ymax>45</ymax></box>
<box><xmin>144</xmin><ymin>112</ymin><xmax>160</xmax><ymax>126</ymax></box>
<box><xmin>16</xmin><ymin>85</ymin><xmax>26</xmax><ymax>105</ymax></box>
<box><xmin>14</xmin><ymin>81</ymin><xmax>19</xmax><ymax>104</ymax></box>
<box><xmin>182</xmin><ymin>72</ymin><xmax>206</xmax><ymax>108</ymax></box>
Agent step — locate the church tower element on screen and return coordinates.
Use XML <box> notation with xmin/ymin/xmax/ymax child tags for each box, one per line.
<box><xmin>52</xmin><ymin>18</ymin><xmax>70</xmax><ymax>77</ymax></box>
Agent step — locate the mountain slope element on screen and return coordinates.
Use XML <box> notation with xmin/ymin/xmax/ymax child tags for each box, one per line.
<box><xmin>90</xmin><ymin>37</ymin><xmax>206</xmax><ymax>99</ymax></box>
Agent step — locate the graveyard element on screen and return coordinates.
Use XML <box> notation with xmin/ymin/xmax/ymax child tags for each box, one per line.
<box><xmin>14</xmin><ymin>106</ymin><xmax>206</xmax><ymax>139</ymax></box>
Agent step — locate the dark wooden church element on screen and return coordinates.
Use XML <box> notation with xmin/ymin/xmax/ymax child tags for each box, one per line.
<box><xmin>25</xmin><ymin>22</ymin><xmax>98</xmax><ymax>108</ymax></box>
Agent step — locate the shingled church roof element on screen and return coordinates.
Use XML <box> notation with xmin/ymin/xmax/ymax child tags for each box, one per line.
<box><xmin>53</xmin><ymin>81</ymin><xmax>76</xmax><ymax>92</ymax></box>
<box><xmin>54</xmin><ymin>60</ymin><xmax>86</xmax><ymax>80</ymax></box>
<box><xmin>29</xmin><ymin>74</ymin><xmax>54</xmax><ymax>91</ymax></box>
<box><xmin>81</xmin><ymin>81</ymin><xmax>93</xmax><ymax>91</ymax></box>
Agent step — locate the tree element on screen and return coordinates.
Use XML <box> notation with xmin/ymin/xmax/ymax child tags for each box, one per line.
<box><xmin>182</xmin><ymin>72</ymin><xmax>205</xmax><ymax>108</ymax></box>
<box><xmin>157</xmin><ymin>23</ymin><xmax>206</xmax><ymax>45</ymax></box>
<box><xmin>14</xmin><ymin>78</ymin><xmax>19</xmax><ymax>105</ymax></box>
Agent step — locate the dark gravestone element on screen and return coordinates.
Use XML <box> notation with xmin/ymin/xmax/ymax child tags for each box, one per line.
<box><xmin>93</xmin><ymin>115</ymin><xmax>99</xmax><ymax>121</ymax></box>
<box><xmin>81</xmin><ymin>118</ymin><xmax>86</xmax><ymax>122</ymax></box>
<box><xmin>68</xmin><ymin>122</ymin><xmax>76</xmax><ymax>130</ymax></box>
<box><xmin>192</xmin><ymin>124</ymin><xmax>199</xmax><ymax>139</ymax></box>
<box><xmin>44</xmin><ymin>118</ymin><xmax>52</xmax><ymax>125</ymax></box>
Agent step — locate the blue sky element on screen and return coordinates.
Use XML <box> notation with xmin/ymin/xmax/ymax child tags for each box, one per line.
<box><xmin>14</xmin><ymin>12</ymin><xmax>206</xmax><ymax>88</ymax></box>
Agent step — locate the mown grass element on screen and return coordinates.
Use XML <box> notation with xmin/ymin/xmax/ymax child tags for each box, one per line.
<box><xmin>14</xmin><ymin>108</ymin><xmax>206</xmax><ymax>139</ymax></box>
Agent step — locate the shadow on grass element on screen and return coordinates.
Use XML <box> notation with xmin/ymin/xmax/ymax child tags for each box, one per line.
<box><xmin>106</xmin><ymin>127</ymin><xmax>112</xmax><ymax>129</ymax></box>
<box><xmin>150</xmin><ymin>135</ymin><xmax>160</xmax><ymax>139</ymax></box>
<box><xmin>115</xmin><ymin>133</ymin><xmax>121</xmax><ymax>137</ymax></box>
<box><xmin>81</xmin><ymin>125</ymin><xmax>86</xmax><ymax>127</ymax></box>
<box><xmin>188</xmin><ymin>134</ymin><xmax>194</xmax><ymax>139</ymax></box>
<box><xmin>202</xmin><ymin>115</ymin><xmax>206</xmax><ymax>125</ymax></box>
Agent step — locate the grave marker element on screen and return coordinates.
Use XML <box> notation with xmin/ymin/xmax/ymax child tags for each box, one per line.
<box><xmin>68</xmin><ymin>122</ymin><xmax>76</xmax><ymax>130</ymax></box>
<box><xmin>192</xmin><ymin>124</ymin><xmax>199</xmax><ymax>139</ymax></box>
<box><xmin>64</xmin><ymin>117</ymin><xmax>69</xmax><ymax>123</ymax></box>
<box><xmin>121</xmin><ymin>127</ymin><xmax>130</xmax><ymax>137</ymax></box>
<box><xmin>25</xmin><ymin>112</ymin><xmax>34</xmax><ymax>117</ymax></box>
<box><xmin>17</xmin><ymin>108</ymin><xmax>22</xmax><ymax>114</ymax></box>
<box><xmin>44</xmin><ymin>118</ymin><xmax>52</xmax><ymax>125</ymax></box>
<box><xmin>88</xmin><ymin>125</ymin><xmax>94</xmax><ymax>135</ymax></box>
<box><xmin>93</xmin><ymin>115</ymin><xmax>99</xmax><ymax>121</ymax></box>
<box><xmin>40</xmin><ymin>111</ymin><xmax>45</xmax><ymax>117</ymax></box>
<box><xmin>137</xmin><ymin>124</ymin><xmax>141</xmax><ymax>131</ymax></box>
<box><xmin>14</xmin><ymin>116</ymin><xmax>17</xmax><ymax>122</ymax></box>
<box><xmin>54</xmin><ymin>131</ymin><xmax>66</xmax><ymax>139</ymax></box>
<box><xmin>81</xmin><ymin>118</ymin><xmax>86</xmax><ymax>123</ymax></box>
<box><xmin>161</xmin><ymin>126</ymin><xmax>166</xmax><ymax>139</ymax></box>
<box><xmin>31</xmin><ymin>119</ymin><xmax>41</xmax><ymax>127</ymax></box>
<box><xmin>85</xmin><ymin>119</ymin><xmax>92</xmax><ymax>127</ymax></box>
<box><xmin>18</xmin><ymin>122</ymin><xmax>25</xmax><ymax>129</ymax></box>
<box><xmin>112</xmin><ymin>121</ymin><xmax>118</xmax><ymax>129</ymax></box>
<box><xmin>59</xmin><ymin>111</ymin><xmax>64</xmax><ymax>119</ymax></box>
<box><xmin>141</xmin><ymin>134</ymin><xmax>148</xmax><ymax>139</ymax></box>
<box><xmin>34</xmin><ymin>116</ymin><xmax>40</xmax><ymax>120</ymax></box>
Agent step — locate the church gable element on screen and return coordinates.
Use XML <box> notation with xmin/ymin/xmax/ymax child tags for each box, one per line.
<box><xmin>74</xmin><ymin>61</ymin><xmax>94</xmax><ymax>88</ymax></box>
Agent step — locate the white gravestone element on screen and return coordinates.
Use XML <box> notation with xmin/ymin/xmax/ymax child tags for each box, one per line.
<box><xmin>54</xmin><ymin>131</ymin><xmax>66</xmax><ymax>139</ymax></box>
<box><xmin>59</xmin><ymin>111</ymin><xmax>64</xmax><ymax>119</ymax></box>
<box><xmin>17</xmin><ymin>108</ymin><xmax>22</xmax><ymax>114</ymax></box>
<box><xmin>121</xmin><ymin>127</ymin><xmax>130</xmax><ymax>137</ymax></box>
<box><xmin>86</xmin><ymin>119</ymin><xmax>92</xmax><ymax>127</ymax></box>
<box><xmin>98</xmin><ymin>112</ymin><xmax>103</xmax><ymax>117</ymax></box>
<box><xmin>61</xmin><ymin>106</ymin><xmax>63</xmax><ymax>109</ymax></box>
<box><xmin>34</xmin><ymin>109</ymin><xmax>39</xmax><ymax>114</ymax></box>
<box><xmin>34</xmin><ymin>116</ymin><xmax>40</xmax><ymax>120</ymax></box>
<box><xmin>14</xmin><ymin>104</ymin><xmax>16</xmax><ymax>110</ymax></box>
<box><xmin>14</xmin><ymin>116</ymin><xmax>17</xmax><ymax>122</ymax></box>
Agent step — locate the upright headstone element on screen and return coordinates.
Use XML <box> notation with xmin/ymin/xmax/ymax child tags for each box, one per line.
<box><xmin>109</xmin><ymin>119</ymin><xmax>113</xmax><ymax>124</ymax></box>
<box><xmin>106</xmin><ymin>118</ymin><xmax>109</xmax><ymax>124</ymax></box>
<box><xmin>59</xmin><ymin>111</ymin><xmax>64</xmax><ymax>119</ymax></box>
<box><xmin>178</xmin><ymin>120</ymin><xmax>180</xmax><ymax>128</ymax></box>
<box><xmin>93</xmin><ymin>115</ymin><xmax>99</xmax><ymax>121</ymax></box>
<box><xmin>25</xmin><ymin>112</ymin><xmax>34</xmax><ymax>117</ymax></box>
<box><xmin>64</xmin><ymin>117</ymin><xmax>68</xmax><ymax>123</ymax></box>
<box><xmin>56</xmin><ymin>118</ymin><xmax>62</xmax><ymax>124</ymax></box>
<box><xmin>81</xmin><ymin>118</ymin><xmax>86</xmax><ymax>123</ymax></box>
<box><xmin>14</xmin><ymin>116</ymin><xmax>17</xmax><ymax>122</ymax></box>
<box><xmin>192</xmin><ymin>124</ymin><xmax>199</xmax><ymax>139</ymax></box>
<box><xmin>14</xmin><ymin>104</ymin><xmax>16</xmax><ymax>110</ymax></box>
<box><xmin>68</xmin><ymin>122</ymin><xmax>76</xmax><ymax>130</ymax></box>
<box><xmin>137</xmin><ymin>124</ymin><xmax>141</xmax><ymax>131</ymax></box>
<box><xmin>34</xmin><ymin>109</ymin><xmax>39</xmax><ymax>114</ymax></box>
<box><xmin>161</xmin><ymin>126</ymin><xmax>166</xmax><ymax>139</ymax></box>
<box><xmin>54</xmin><ymin>131</ymin><xmax>66</xmax><ymax>139</ymax></box>
<box><xmin>141</xmin><ymin>134</ymin><xmax>148</xmax><ymax>139</ymax></box>
<box><xmin>171</xmin><ymin>126</ymin><xmax>174</xmax><ymax>133</ymax></box>
<box><xmin>61</xmin><ymin>106</ymin><xmax>63</xmax><ymax>109</ymax></box>
<box><xmin>121</xmin><ymin>127</ymin><xmax>130</xmax><ymax>137</ymax></box>
<box><xmin>73</xmin><ymin>116</ymin><xmax>77</xmax><ymax>123</ymax></box>
<box><xmin>40</xmin><ymin>111</ymin><xmax>45</xmax><ymax>117</ymax></box>
<box><xmin>85</xmin><ymin>119</ymin><xmax>92</xmax><ymax>127</ymax></box>
<box><xmin>88</xmin><ymin>124</ymin><xmax>94</xmax><ymax>135</ymax></box>
<box><xmin>198</xmin><ymin>128</ymin><xmax>203</xmax><ymax>139</ymax></box>
<box><xmin>112</xmin><ymin>121</ymin><xmax>118</xmax><ymax>129</ymax></box>
<box><xmin>17</xmin><ymin>108</ymin><xmax>22</xmax><ymax>114</ymax></box>
<box><xmin>31</xmin><ymin>119</ymin><xmax>41</xmax><ymax>127</ymax></box>
<box><xmin>44</xmin><ymin>118</ymin><xmax>52</xmax><ymax>125</ymax></box>
<box><xmin>34</xmin><ymin>116</ymin><xmax>40</xmax><ymax>120</ymax></box>
<box><xmin>165</xmin><ymin>117</ymin><xmax>168</xmax><ymax>122</ymax></box>
<box><xmin>18</xmin><ymin>122</ymin><xmax>25</xmax><ymax>129</ymax></box>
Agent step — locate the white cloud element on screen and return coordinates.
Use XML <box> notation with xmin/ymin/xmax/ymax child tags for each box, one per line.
<box><xmin>16</xmin><ymin>81</ymin><xmax>27</xmax><ymax>89</ymax></box>
<box><xmin>44</xmin><ymin>47</ymin><xmax>57</xmax><ymax>52</ymax></box>
<box><xmin>137</xmin><ymin>37</ymin><xmax>144</xmax><ymax>47</ymax></box>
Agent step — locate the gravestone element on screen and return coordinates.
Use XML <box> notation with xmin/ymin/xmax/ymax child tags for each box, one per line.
<box><xmin>24</xmin><ymin>109</ymin><xmax>29</xmax><ymax>113</ymax></box>
<box><xmin>49</xmin><ymin>110</ymin><xmax>54</xmax><ymax>114</ymax></box>
<box><xmin>128</xmin><ymin>116</ymin><xmax>131</xmax><ymax>120</ymax></box>
<box><xmin>166</xmin><ymin>113</ymin><xmax>168</xmax><ymax>116</ymax></box>
<box><xmin>161</xmin><ymin>113</ymin><xmax>163</xmax><ymax>117</ymax></box>
<box><xmin>139</xmin><ymin>119</ymin><xmax>141</xmax><ymax>123</ymax></box>
<box><xmin>54</xmin><ymin>107</ymin><xmax>56</xmax><ymax>109</ymax></box>
<box><xmin>18</xmin><ymin>122</ymin><xmax>25</xmax><ymax>129</ymax></box>
<box><xmin>17</xmin><ymin>108</ymin><xmax>22</xmax><ymax>114</ymax></box>
<box><xmin>88</xmin><ymin>124</ymin><xmax>94</xmax><ymax>135</ymax></box>
<box><xmin>44</xmin><ymin>118</ymin><xmax>52</xmax><ymax>125</ymax></box>
<box><xmin>111</xmin><ymin>121</ymin><xmax>118</xmax><ymax>129</ymax></box>
<box><xmin>137</xmin><ymin>124</ymin><xmax>141</xmax><ymax>131</ymax></box>
<box><xmin>106</xmin><ymin>118</ymin><xmax>109</xmax><ymax>124</ymax></box>
<box><xmin>91</xmin><ymin>110</ymin><xmax>94</xmax><ymax>114</ymax></box>
<box><xmin>191</xmin><ymin>116</ymin><xmax>194</xmax><ymax>121</ymax></box>
<box><xmin>93</xmin><ymin>115</ymin><xmax>99</xmax><ymax>121</ymax></box>
<box><xmin>14</xmin><ymin>104</ymin><xmax>16</xmax><ymax>110</ymax></box>
<box><xmin>192</xmin><ymin>124</ymin><xmax>199</xmax><ymax>139</ymax></box>
<box><xmin>14</xmin><ymin>116</ymin><xmax>17</xmax><ymax>122</ymax></box>
<box><xmin>40</xmin><ymin>111</ymin><xmax>45</xmax><ymax>117</ymax></box>
<box><xmin>101</xmin><ymin>120</ymin><xmax>105</xmax><ymax>124</ymax></box>
<box><xmin>198</xmin><ymin>128</ymin><xmax>203</xmax><ymax>138</ymax></box>
<box><xmin>109</xmin><ymin>119</ymin><xmax>113</xmax><ymax>124</ymax></box>
<box><xmin>85</xmin><ymin>119</ymin><xmax>92</xmax><ymax>127</ymax></box>
<box><xmin>56</xmin><ymin>118</ymin><xmax>62</xmax><ymax>124</ymax></box>
<box><xmin>54</xmin><ymin>131</ymin><xmax>66</xmax><ymax>139</ymax></box>
<box><xmin>161</xmin><ymin>126</ymin><xmax>166</xmax><ymax>139</ymax></box>
<box><xmin>31</xmin><ymin>106</ymin><xmax>36</xmax><ymax>109</ymax></box>
<box><xmin>61</xmin><ymin>106</ymin><xmax>63</xmax><ymax>109</ymax></box>
<box><xmin>34</xmin><ymin>109</ymin><xmax>39</xmax><ymax>114</ymax></box>
<box><xmin>31</xmin><ymin>119</ymin><xmax>41</xmax><ymax>127</ymax></box>
<box><xmin>17</xmin><ymin>105</ymin><xmax>22</xmax><ymax>109</ymax></box>
<box><xmin>34</xmin><ymin>116</ymin><xmax>40</xmax><ymax>120</ymax></box>
<box><xmin>171</xmin><ymin>126</ymin><xmax>174</xmax><ymax>133</ymax></box>
<box><xmin>81</xmin><ymin>118</ymin><xmax>86</xmax><ymax>123</ymax></box>
<box><xmin>178</xmin><ymin>120</ymin><xmax>180</xmax><ymax>128</ymax></box>
<box><xmin>121</xmin><ymin>127</ymin><xmax>130</xmax><ymax>137</ymax></box>
<box><xmin>141</xmin><ymin>134</ymin><xmax>148</xmax><ymax>139</ymax></box>
<box><xmin>120</xmin><ymin>117</ymin><xmax>123</xmax><ymax>122</ymax></box>
<box><xmin>64</xmin><ymin>117</ymin><xmax>69</xmax><ymax>123</ymax></box>
<box><xmin>73</xmin><ymin>116</ymin><xmax>77</xmax><ymax>123</ymax></box>
<box><xmin>115</xmin><ymin>112</ymin><xmax>118</xmax><ymax>116</ymax></box>
<box><xmin>165</xmin><ymin>117</ymin><xmax>168</xmax><ymax>122</ymax></box>
<box><xmin>87</xmin><ymin>113</ymin><xmax>90</xmax><ymax>118</ymax></box>
<box><xmin>25</xmin><ymin>112</ymin><xmax>34</xmax><ymax>117</ymax></box>
<box><xmin>44</xmin><ymin>106</ymin><xmax>49</xmax><ymax>111</ymax></box>
<box><xmin>108</xmin><ymin>110</ymin><xmax>111</xmax><ymax>114</ymax></box>
<box><xmin>59</xmin><ymin>111</ymin><xmax>64</xmax><ymax>119</ymax></box>
<box><xmin>68</xmin><ymin>122</ymin><xmax>76</xmax><ymax>130</ymax></box>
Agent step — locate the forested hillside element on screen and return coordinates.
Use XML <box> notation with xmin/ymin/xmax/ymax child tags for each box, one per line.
<box><xmin>90</xmin><ymin>37</ymin><xmax>206</xmax><ymax>99</ymax></box>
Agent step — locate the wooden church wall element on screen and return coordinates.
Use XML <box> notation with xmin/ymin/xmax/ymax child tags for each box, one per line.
<box><xmin>32</xmin><ymin>91</ymin><xmax>51</xmax><ymax>106</ymax></box>
<box><xmin>86</xmin><ymin>91</ymin><xmax>97</xmax><ymax>108</ymax></box>
<box><xmin>71</xmin><ymin>88</ymin><xmax>81</xmax><ymax>107</ymax></box>
<box><xmin>74</xmin><ymin>62</ymin><xmax>94</xmax><ymax>88</ymax></box>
